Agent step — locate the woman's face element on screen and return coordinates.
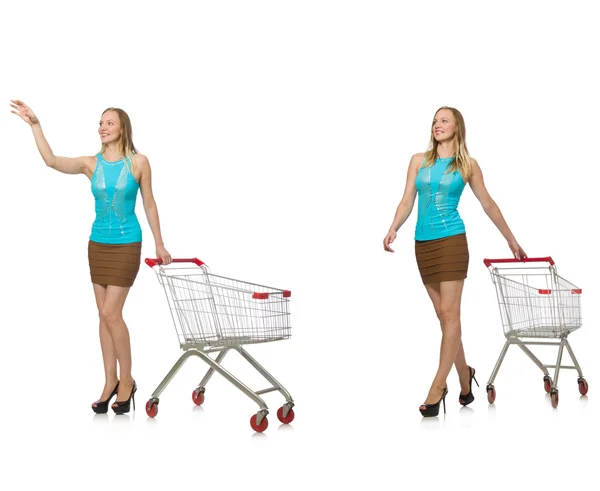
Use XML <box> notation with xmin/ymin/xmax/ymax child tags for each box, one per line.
<box><xmin>432</xmin><ymin>109</ymin><xmax>457</xmax><ymax>143</ymax></box>
<box><xmin>98</xmin><ymin>110</ymin><xmax>122</xmax><ymax>144</ymax></box>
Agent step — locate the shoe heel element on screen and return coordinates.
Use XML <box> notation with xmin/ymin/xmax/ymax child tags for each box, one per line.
<box><xmin>442</xmin><ymin>394</ymin><xmax>446</xmax><ymax>414</ymax></box>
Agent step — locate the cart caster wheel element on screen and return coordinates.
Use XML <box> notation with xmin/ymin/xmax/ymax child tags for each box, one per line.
<box><xmin>578</xmin><ymin>378</ymin><xmax>589</xmax><ymax>396</ymax></box>
<box><xmin>192</xmin><ymin>389</ymin><xmax>204</xmax><ymax>406</ymax></box>
<box><xmin>146</xmin><ymin>401</ymin><xmax>158</xmax><ymax>418</ymax></box>
<box><xmin>276</xmin><ymin>406</ymin><xmax>295</xmax><ymax>424</ymax></box>
<box><xmin>487</xmin><ymin>385</ymin><xmax>496</xmax><ymax>404</ymax></box>
<box><xmin>250</xmin><ymin>414</ymin><xmax>268</xmax><ymax>433</ymax></box>
<box><xmin>543</xmin><ymin>376</ymin><xmax>553</xmax><ymax>393</ymax></box>
<box><xmin>550</xmin><ymin>390</ymin><xmax>559</xmax><ymax>408</ymax></box>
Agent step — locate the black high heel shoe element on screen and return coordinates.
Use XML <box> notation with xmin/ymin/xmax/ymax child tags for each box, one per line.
<box><xmin>459</xmin><ymin>366</ymin><xmax>479</xmax><ymax>406</ymax></box>
<box><xmin>419</xmin><ymin>387</ymin><xmax>448</xmax><ymax>417</ymax></box>
<box><xmin>112</xmin><ymin>380</ymin><xmax>137</xmax><ymax>415</ymax></box>
<box><xmin>92</xmin><ymin>381</ymin><xmax>120</xmax><ymax>414</ymax></box>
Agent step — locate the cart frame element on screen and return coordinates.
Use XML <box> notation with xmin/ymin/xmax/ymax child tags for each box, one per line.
<box><xmin>483</xmin><ymin>257</ymin><xmax>588</xmax><ymax>408</ymax></box>
<box><xmin>144</xmin><ymin>257</ymin><xmax>295</xmax><ymax>431</ymax></box>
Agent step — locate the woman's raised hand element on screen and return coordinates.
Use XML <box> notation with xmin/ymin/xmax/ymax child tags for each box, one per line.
<box><xmin>10</xmin><ymin>99</ymin><xmax>39</xmax><ymax>125</ymax></box>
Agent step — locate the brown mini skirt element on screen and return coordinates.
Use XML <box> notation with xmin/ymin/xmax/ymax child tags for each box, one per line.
<box><xmin>415</xmin><ymin>233</ymin><xmax>469</xmax><ymax>285</ymax></box>
<box><xmin>88</xmin><ymin>240</ymin><xmax>142</xmax><ymax>287</ymax></box>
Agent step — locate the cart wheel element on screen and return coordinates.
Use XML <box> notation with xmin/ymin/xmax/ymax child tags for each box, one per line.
<box><xmin>578</xmin><ymin>378</ymin><xmax>589</xmax><ymax>396</ymax></box>
<box><xmin>146</xmin><ymin>400</ymin><xmax>158</xmax><ymax>418</ymax></box>
<box><xmin>276</xmin><ymin>406</ymin><xmax>295</xmax><ymax>424</ymax></box>
<box><xmin>192</xmin><ymin>390</ymin><xmax>204</xmax><ymax>406</ymax></box>
<box><xmin>543</xmin><ymin>376</ymin><xmax>552</xmax><ymax>393</ymax></box>
<box><xmin>550</xmin><ymin>390</ymin><xmax>559</xmax><ymax>409</ymax></box>
<box><xmin>487</xmin><ymin>385</ymin><xmax>496</xmax><ymax>404</ymax></box>
<box><xmin>250</xmin><ymin>414</ymin><xmax>269</xmax><ymax>433</ymax></box>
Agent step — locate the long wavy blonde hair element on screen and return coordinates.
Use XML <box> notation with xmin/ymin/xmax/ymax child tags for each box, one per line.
<box><xmin>98</xmin><ymin>107</ymin><xmax>138</xmax><ymax>174</ymax></box>
<box><xmin>423</xmin><ymin>106</ymin><xmax>473</xmax><ymax>181</ymax></box>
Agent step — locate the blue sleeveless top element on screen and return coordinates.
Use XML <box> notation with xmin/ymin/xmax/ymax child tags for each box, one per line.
<box><xmin>89</xmin><ymin>154</ymin><xmax>142</xmax><ymax>244</ymax></box>
<box><xmin>415</xmin><ymin>156</ymin><xmax>466</xmax><ymax>241</ymax></box>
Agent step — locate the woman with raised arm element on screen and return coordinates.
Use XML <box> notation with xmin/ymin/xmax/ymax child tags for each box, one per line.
<box><xmin>11</xmin><ymin>100</ymin><xmax>172</xmax><ymax>414</ymax></box>
<box><xmin>383</xmin><ymin>106</ymin><xmax>527</xmax><ymax>417</ymax></box>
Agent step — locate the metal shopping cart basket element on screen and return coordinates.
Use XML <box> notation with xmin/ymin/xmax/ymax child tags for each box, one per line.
<box><xmin>484</xmin><ymin>257</ymin><xmax>588</xmax><ymax>408</ymax></box>
<box><xmin>144</xmin><ymin>257</ymin><xmax>294</xmax><ymax>432</ymax></box>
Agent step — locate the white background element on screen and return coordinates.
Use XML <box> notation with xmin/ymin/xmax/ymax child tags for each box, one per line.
<box><xmin>1</xmin><ymin>0</ymin><xmax>598</xmax><ymax>489</ymax></box>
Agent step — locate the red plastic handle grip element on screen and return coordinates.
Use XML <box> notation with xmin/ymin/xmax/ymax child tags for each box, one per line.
<box><xmin>483</xmin><ymin>257</ymin><xmax>555</xmax><ymax>267</ymax></box>
<box><xmin>252</xmin><ymin>290</ymin><xmax>293</xmax><ymax>299</ymax></box>
<box><xmin>145</xmin><ymin>258</ymin><xmax>205</xmax><ymax>268</ymax></box>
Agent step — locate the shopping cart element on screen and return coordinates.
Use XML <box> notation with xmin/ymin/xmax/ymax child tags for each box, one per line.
<box><xmin>484</xmin><ymin>257</ymin><xmax>588</xmax><ymax>408</ymax></box>
<box><xmin>144</xmin><ymin>257</ymin><xmax>294</xmax><ymax>432</ymax></box>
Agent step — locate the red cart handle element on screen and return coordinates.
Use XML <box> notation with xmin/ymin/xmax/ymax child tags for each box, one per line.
<box><xmin>483</xmin><ymin>257</ymin><xmax>555</xmax><ymax>267</ymax></box>
<box><xmin>145</xmin><ymin>258</ymin><xmax>205</xmax><ymax>268</ymax></box>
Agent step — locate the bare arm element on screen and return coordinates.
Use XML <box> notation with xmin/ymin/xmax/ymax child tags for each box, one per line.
<box><xmin>11</xmin><ymin>100</ymin><xmax>94</xmax><ymax>177</ymax></box>
<box><xmin>31</xmin><ymin>124</ymin><xmax>94</xmax><ymax>176</ymax></box>
<box><xmin>383</xmin><ymin>153</ymin><xmax>422</xmax><ymax>252</ymax></box>
<box><xmin>469</xmin><ymin>159</ymin><xmax>527</xmax><ymax>259</ymax></box>
<box><xmin>137</xmin><ymin>155</ymin><xmax>172</xmax><ymax>264</ymax></box>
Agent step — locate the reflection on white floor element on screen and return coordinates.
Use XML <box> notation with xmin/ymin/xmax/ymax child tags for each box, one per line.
<box><xmin>2</xmin><ymin>329</ymin><xmax>597</xmax><ymax>491</ymax></box>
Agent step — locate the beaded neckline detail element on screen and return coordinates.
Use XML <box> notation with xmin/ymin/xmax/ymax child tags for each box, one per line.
<box><xmin>98</xmin><ymin>153</ymin><xmax>125</xmax><ymax>165</ymax></box>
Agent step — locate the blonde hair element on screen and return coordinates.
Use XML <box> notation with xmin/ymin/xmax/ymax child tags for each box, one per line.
<box><xmin>99</xmin><ymin>107</ymin><xmax>138</xmax><ymax>174</ymax></box>
<box><xmin>423</xmin><ymin>106</ymin><xmax>473</xmax><ymax>181</ymax></box>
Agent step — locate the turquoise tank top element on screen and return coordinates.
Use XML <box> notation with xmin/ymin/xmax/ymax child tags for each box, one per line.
<box><xmin>90</xmin><ymin>153</ymin><xmax>142</xmax><ymax>244</ymax></box>
<box><xmin>415</xmin><ymin>156</ymin><xmax>466</xmax><ymax>241</ymax></box>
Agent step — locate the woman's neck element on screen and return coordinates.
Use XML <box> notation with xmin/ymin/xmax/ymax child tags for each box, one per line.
<box><xmin>436</xmin><ymin>141</ymin><xmax>455</xmax><ymax>159</ymax></box>
<box><xmin>103</xmin><ymin>143</ymin><xmax>124</xmax><ymax>161</ymax></box>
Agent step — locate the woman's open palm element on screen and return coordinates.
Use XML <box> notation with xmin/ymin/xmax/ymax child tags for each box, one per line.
<box><xmin>10</xmin><ymin>99</ymin><xmax>39</xmax><ymax>125</ymax></box>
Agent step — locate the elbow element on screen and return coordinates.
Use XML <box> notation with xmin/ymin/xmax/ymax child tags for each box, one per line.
<box><xmin>482</xmin><ymin>200</ymin><xmax>497</xmax><ymax>215</ymax></box>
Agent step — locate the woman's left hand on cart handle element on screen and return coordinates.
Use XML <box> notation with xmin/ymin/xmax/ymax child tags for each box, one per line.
<box><xmin>508</xmin><ymin>239</ymin><xmax>527</xmax><ymax>260</ymax></box>
<box><xmin>156</xmin><ymin>245</ymin><xmax>172</xmax><ymax>265</ymax></box>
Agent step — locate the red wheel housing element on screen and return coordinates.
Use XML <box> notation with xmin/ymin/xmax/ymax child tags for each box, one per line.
<box><xmin>277</xmin><ymin>407</ymin><xmax>295</xmax><ymax>424</ymax></box>
<box><xmin>250</xmin><ymin>414</ymin><xmax>268</xmax><ymax>433</ymax></box>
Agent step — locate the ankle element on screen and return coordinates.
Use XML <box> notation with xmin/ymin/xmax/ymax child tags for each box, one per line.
<box><xmin>120</xmin><ymin>376</ymin><xmax>134</xmax><ymax>386</ymax></box>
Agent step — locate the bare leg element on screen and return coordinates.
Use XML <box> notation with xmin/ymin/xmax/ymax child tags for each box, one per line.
<box><xmin>91</xmin><ymin>283</ymin><xmax>119</xmax><ymax>407</ymax></box>
<box><xmin>424</xmin><ymin>283</ymin><xmax>471</xmax><ymax>395</ymax></box>
<box><xmin>422</xmin><ymin>279</ymin><xmax>465</xmax><ymax>406</ymax></box>
<box><xmin>98</xmin><ymin>285</ymin><xmax>136</xmax><ymax>405</ymax></box>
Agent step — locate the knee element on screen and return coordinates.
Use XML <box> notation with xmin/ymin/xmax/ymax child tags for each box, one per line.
<box><xmin>438</xmin><ymin>308</ymin><xmax>459</xmax><ymax>326</ymax></box>
<box><xmin>100</xmin><ymin>308</ymin><xmax>122</xmax><ymax>328</ymax></box>
<box><xmin>435</xmin><ymin>310</ymin><xmax>446</xmax><ymax>331</ymax></box>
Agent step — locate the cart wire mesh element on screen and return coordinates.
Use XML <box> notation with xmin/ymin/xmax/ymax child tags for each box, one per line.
<box><xmin>152</xmin><ymin>263</ymin><xmax>291</xmax><ymax>347</ymax></box>
<box><xmin>489</xmin><ymin>265</ymin><xmax>582</xmax><ymax>338</ymax></box>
